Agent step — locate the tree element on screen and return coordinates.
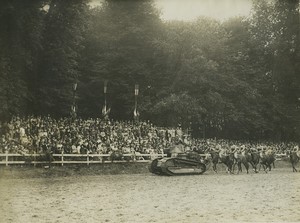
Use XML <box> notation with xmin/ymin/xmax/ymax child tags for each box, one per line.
<box><xmin>37</xmin><ymin>0</ymin><xmax>88</xmax><ymax>117</ymax></box>
<box><xmin>79</xmin><ymin>0</ymin><xmax>163</xmax><ymax>119</ymax></box>
<box><xmin>247</xmin><ymin>0</ymin><xmax>300</xmax><ymax>140</ymax></box>
<box><xmin>0</xmin><ymin>0</ymin><xmax>46</xmax><ymax>119</ymax></box>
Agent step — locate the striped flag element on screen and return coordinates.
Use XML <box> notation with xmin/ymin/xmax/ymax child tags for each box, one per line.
<box><xmin>135</xmin><ymin>84</ymin><xmax>139</xmax><ymax>96</ymax></box>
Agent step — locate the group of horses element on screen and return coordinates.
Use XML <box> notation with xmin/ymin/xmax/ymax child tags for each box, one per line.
<box><xmin>185</xmin><ymin>146</ymin><xmax>300</xmax><ymax>173</ymax></box>
<box><xmin>204</xmin><ymin>148</ymin><xmax>275</xmax><ymax>174</ymax></box>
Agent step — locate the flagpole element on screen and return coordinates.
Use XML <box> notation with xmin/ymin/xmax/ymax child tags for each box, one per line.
<box><xmin>103</xmin><ymin>80</ymin><xmax>108</xmax><ymax>119</ymax></box>
<box><xmin>134</xmin><ymin>93</ymin><xmax>137</xmax><ymax>113</ymax></box>
<box><xmin>104</xmin><ymin>89</ymin><xmax>107</xmax><ymax>110</ymax></box>
<box><xmin>71</xmin><ymin>82</ymin><xmax>77</xmax><ymax>118</ymax></box>
<box><xmin>134</xmin><ymin>84</ymin><xmax>139</xmax><ymax>122</ymax></box>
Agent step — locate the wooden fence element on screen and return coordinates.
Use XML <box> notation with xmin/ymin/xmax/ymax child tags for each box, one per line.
<box><xmin>0</xmin><ymin>151</ymin><xmax>167</xmax><ymax>166</ymax></box>
<box><xmin>0</xmin><ymin>151</ymin><xmax>287</xmax><ymax>167</ymax></box>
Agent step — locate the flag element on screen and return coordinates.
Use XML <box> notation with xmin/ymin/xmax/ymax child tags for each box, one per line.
<box><xmin>71</xmin><ymin>105</ymin><xmax>76</xmax><ymax>113</ymax></box>
<box><xmin>133</xmin><ymin>108</ymin><xmax>139</xmax><ymax>118</ymax></box>
<box><xmin>135</xmin><ymin>84</ymin><xmax>139</xmax><ymax>96</ymax></box>
<box><xmin>102</xmin><ymin>104</ymin><xmax>111</xmax><ymax>117</ymax></box>
<box><xmin>71</xmin><ymin>105</ymin><xmax>77</xmax><ymax>118</ymax></box>
<box><xmin>73</xmin><ymin>83</ymin><xmax>77</xmax><ymax>91</ymax></box>
<box><xmin>102</xmin><ymin>104</ymin><xmax>106</xmax><ymax>116</ymax></box>
<box><xmin>104</xmin><ymin>80</ymin><xmax>108</xmax><ymax>94</ymax></box>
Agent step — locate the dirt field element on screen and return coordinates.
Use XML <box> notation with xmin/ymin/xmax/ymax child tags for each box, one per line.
<box><xmin>0</xmin><ymin>161</ymin><xmax>299</xmax><ymax>223</ymax></box>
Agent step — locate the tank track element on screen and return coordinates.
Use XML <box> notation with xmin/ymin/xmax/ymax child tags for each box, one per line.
<box><xmin>149</xmin><ymin>157</ymin><xmax>207</xmax><ymax>176</ymax></box>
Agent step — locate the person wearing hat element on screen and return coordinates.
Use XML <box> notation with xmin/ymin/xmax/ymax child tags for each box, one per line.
<box><xmin>170</xmin><ymin>139</ymin><xmax>185</xmax><ymax>157</ymax></box>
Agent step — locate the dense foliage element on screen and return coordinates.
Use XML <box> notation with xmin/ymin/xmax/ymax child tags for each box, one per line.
<box><xmin>0</xmin><ymin>0</ymin><xmax>299</xmax><ymax>141</ymax></box>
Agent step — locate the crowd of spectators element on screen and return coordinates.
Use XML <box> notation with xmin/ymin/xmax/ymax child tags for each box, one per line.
<box><xmin>0</xmin><ymin>116</ymin><xmax>185</xmax><ymax>156</ymax></box>
<box><xmin>0</xmin><ymin>116</ymin><xmax>298</xmax><ymax>157</ymax></box>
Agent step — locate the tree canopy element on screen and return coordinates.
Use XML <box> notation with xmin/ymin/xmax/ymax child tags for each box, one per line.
<box><xmin>0</xmin><ymin>0</ymin><xmax>299</xmax><ymax>141</ymax></box>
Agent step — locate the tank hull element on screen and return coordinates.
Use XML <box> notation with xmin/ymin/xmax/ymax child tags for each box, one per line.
<box><xmin>149</xmin><ymin>157</ymin><xmax>207</xmax><ymax>176</ymax></box>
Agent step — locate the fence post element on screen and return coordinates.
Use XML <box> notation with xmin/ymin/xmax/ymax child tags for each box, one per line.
<box><xmin>61</xmin><ymin>150</ymin><xmax>64</xmax><ymax>166</ymax></box>
<box><xmin>87</xmin><ymin>151</ymin><xmax>89</xmax><ymax>166</ymax></box>
<box><xmin>5</xmin><ymin>150</ymin><xmax>8</xmax><ymax>167</ymax></box>
<box><xmin>34</xmin><ymin>151</ymin><xmax>36</xmax><ymax>167</ymax></box>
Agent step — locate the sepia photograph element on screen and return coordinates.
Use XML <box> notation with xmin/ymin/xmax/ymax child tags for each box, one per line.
<box><xmin>0</xmin><ymin>0</ymin><xmax>300</xmax><ymax>222</ymax></box>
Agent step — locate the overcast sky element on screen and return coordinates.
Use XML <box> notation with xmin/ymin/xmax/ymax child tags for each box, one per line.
<box><xmin>90</xmin><ymin>0</ymin><xmax>253</xmax><ymax>21</ymax></box>
<box><xmin>155</xmin><ymin>0</ymin><xmax>252</xmax><ymax>21</ymax></box>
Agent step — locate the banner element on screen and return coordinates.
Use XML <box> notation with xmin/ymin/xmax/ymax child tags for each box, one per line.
<box><xmin>71</xmin><ymin>105</ymin><xmax>77</xmax><ymax>118</ymax></box>
<box><xmin>102</xmin><ymin>104</ymin><xmax>111</xmax><ymax>117</ymax></box>
<box><xmin>71</xmin><ymin>105</ymin><xmax>76</xmax><ymax>113</ymax></box>
<box><xmin>104</xmin><ymin>80</ymin><xmax>108</xmax><ymax>94</ymax></box>
<box><xmin>102</xmin><ymin>104</ymin><xmax>107</xmax><ymax>116</ymax></box>
<box><xmin>133</xmin><ymin>108</ymin><xmax>139</xmax><ymax>118</ymax></box>
<box><xmin>135</xmin><ymin>84</ymin><xmax>139</xmax><ymax>96</ymax></box>
<box><xmin>73</xmin><ymin>83</ymin><xmax>77</xmax><ymax>91</ymax></box>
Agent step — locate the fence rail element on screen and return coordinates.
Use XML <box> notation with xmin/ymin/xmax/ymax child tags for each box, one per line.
<box><xmin>0</xmin><ymin>152</ymin><xmax>287</xmax><ymax>167</ymax></box>
<box><xmin>0</xmin><ymin>152</ymin><xmax>167</xmax><ymax>166</ymax></box>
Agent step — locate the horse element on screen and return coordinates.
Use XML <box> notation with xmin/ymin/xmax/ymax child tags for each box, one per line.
<box><xmin>248</xmin><ymin>149</ymin><xmax>260</xmax><ymax>173</ymax></box>
<box><xmin>288</xmin><ymin>150</ymin><xmax>300</xmax><ymax>172</ymax></box>
<box><xmin>259</xmin><ymin>149</ymin><xmax>276</xmax><ymax>173</ymax></box>
<box><xmin>209</xmin><ymin>148</ymin><xmax>235</xmax><ymax>174</ymax></box>
<box><xmin>233</xmin><ymin>148</ymin><xmax>250</xmax><ymax>174</ymax></box>
<box><xmin>219</xmin><ymin>149</ymin><xmax>235</xmax><ymax>174</ymax></box>
<box><xmin>209</xmin><ymin>150</ymin><xmax>220</xmax><ymax>173</ymax></box>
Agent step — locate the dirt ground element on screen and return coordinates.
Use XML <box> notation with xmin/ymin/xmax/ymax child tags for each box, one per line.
<box><xmin>0</xmin><ymin>161</ymin><xmax>299</xmax><ymax>223</ymax></box>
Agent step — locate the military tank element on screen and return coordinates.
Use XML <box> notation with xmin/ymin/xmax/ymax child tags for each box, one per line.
<box><xmin>148</xmin><ymin>152</ymin><xmax>207</xmax><ymax>176</ymax></box>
